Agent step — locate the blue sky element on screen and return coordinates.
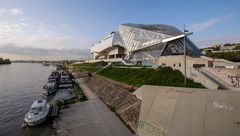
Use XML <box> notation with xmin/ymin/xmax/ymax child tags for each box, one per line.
<box><xmin>0</xmin><ymin>0</ymin><xmax>240</xmax><ymax>59</ymax></box>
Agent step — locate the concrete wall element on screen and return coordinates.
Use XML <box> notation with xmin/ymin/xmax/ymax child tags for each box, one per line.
<box><xmin>213</xmin><ymin>59</ymin><xmax>240</xmax><ymax>68</ymax></box>
<box><xmin>204</xmin><ymin>68</ymin><xmax>240</xmax><ymax>88</ymax></box>
<box><xmin>135</xmin><ymin>86</ymin><xmax>240</xmax><ymax>136</ymax></box>
<box><xmin>155</xmin><ymin>55</ymin><xmax>240</xmax><ymax>89</ymax></box>
<box><xmin>189</xmin><ymin>68</ymin><xmax>219</xmax><ymax>89</ymax></box>
<box><xmin>155</xmin><ymin>55</ymin><xmax>218</xmax><ymax>89</ymax></box>
<box><xmin>156</xmin><ymin>55</ymin><xmax>210</xmax><ymax>74</ymax></box>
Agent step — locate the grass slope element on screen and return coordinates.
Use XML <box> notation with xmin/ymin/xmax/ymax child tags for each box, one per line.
<box><xmin>74</xmin><ymin>61</ymin><xmax>108</xmax><ymax>72</ymax></box>
<box><xmin>98</xmin><ymin>67</ymin><xmax>205</xmax><ymax>88</ymax></box>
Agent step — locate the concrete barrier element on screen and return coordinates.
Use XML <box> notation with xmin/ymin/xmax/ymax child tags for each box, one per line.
<box><xmin>135</xmin><ymin>86</ymin><xmax>240</xmax><ymax>136</ymax></box>
<box><xmin>189</xmin><ymin>68</ymin><xmax>219</xmax><ymax>89</ymax></box>
<box><xmin>204</xmin><ymin>67</ymin><xmax>240</xmax><ymax>88</ymax></box>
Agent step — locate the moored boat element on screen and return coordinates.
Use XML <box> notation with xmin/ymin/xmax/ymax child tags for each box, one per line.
<box><xmin>24</xmin><ymin>99</ymin><xmax>50</xmax><ymax>127</ymax></box>
<box><xmin>48</xmin><ymin>71</ymin><xmax>60</xmax><ymax>82</ymax></box>
<box><xmin>58</xmin><ymin>71</ymin><xmax>74</xmax><ymax>88</ymax></box>
<box><xmin>42</xmin><ymin>81</ymin><xmax>58</xmax><ymax>96</ymax></box>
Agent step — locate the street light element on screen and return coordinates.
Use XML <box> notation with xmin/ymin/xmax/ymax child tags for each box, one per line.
<box><xmin>183</xmin><ymin>25</ymin><xmax>189</xmax><ymax>84</ymax></box>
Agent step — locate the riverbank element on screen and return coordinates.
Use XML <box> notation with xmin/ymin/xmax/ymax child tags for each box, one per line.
<box><xmin>53</xmin><ymin>62</ymin><xmax>206</xmax><ymax>135</ymax></box>
<box><xmin>51</xmin><ymin>67</ymin><xmax>133</xmax><ymax>136</ymax></box>
<box><xmin>71</xmin><ymin>62</ymin><xmax>207</xmax><ymax>133</ymax></box>
<box><xmin>71</xmin><ymin>66</ymin><xmax>141</xmax><ymax>131</ymax></box>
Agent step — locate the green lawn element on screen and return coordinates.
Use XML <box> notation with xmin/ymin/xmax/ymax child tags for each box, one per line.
<box><xmin>73</xmin><ymin>62</ymin><xmax>205</xmax><ymax>88</ymax></box>
<box><xmin>98</xmin><ymin>67</ymin><xmax>205</xmax><ymax>88</ymax></box>
<box><xmin>73</xmin><ymin>61</ymin><xmax>108</xmax><ymax>72</ymax></box>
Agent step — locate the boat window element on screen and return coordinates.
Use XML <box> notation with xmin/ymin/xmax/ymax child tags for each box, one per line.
<box><xmin>38</xmin><ymin>107</ymin><xmax>43</xmax><ymax>112</ymax></box>
<box><xmin>30</xmin><ymin>106</ymin><xmax>45</xmax><ymax>113</ymax></box>
<box><xmin>30</xmin><ymin>107</ymin><xmax>38</xmax><ymax>113</ymax></box>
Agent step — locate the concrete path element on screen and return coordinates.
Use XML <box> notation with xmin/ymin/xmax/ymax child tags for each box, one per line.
<box><xmin>75</xmin><ymin>78</ymin><xmax>98</xmax><ymax>100</ymax></box>
<box><xmin>53</xmin><ymin>72</ymin><xmax>133</xmax><ymax>136</ymax></box>
<box><xmin>54</xmin><ymin>99</ymin><xmax>133</xmax><ymax>136</ymax></box>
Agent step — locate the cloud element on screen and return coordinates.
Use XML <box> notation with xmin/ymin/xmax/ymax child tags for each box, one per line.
<box><xmin>9</xmin><ymin>8</ymin><xmax>24</xmax><ymax>15</ymax></box>
<box><xmin>0</xmin><ymin>21</ymin><xmax>24</xmax><ymax>33</ymax></box>
<box><xmin>189</xmin><ymin>18</ymin><xmax>219</xmax><ymax>32</ymax></box>
<box><xmin>0</xmin><ymin>21</ymin><xmax>94</xmax><ymax>49</ymax></box>
<box><xmin>189</xmin><ymin>10</ymin><xmax>239</xmax><ymax>33</ymax></box>
<box><xmin>0</xmin><ymin>8</ymin><xmax>24</xmax><ymax>16</ymax></box>
<box><xmin>224</xmin><ymin>10</ymin><xmax>239</xmax><ymax>20</ymax></box>
<box><xmin>0</xmin><ymin>44</ymin><xmax>91</xmax><ymax>60</ymax></box>
<box><xmin>0</xmin><ymin>7</ymin><xmax>94</xmax><ymax>60</ymax></box>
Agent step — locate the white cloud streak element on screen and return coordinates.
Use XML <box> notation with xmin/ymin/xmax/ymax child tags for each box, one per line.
<box><xmin>0</xmin><ymin>8</ymin><xmax>24</xmax><ymax>16</ymax></box>
<box><xmin>224</xmin><ymin>10</ymin><xmax>239</xmax><ymax>20</ymax></box>
<box><xmin>9</xmin><ymin>8</ymin><xmax>24</xmax><ymax>15</ymax></box>
<box><xmin>189</xmin><ymin>10</ymin><xmax>239</xmax><ymax>33</ymax></box>
<box><xmin>190</xmin><ymin>18</ymin><xmax>219</xmax><ymax>32</ymax></box>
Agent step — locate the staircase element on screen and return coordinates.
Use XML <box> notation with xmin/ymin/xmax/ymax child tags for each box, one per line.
<box><xmin>95</xmin><ymin>63</ymin><xmax>112</xmax><ymax>73</ymax></box>
<box><xmin>115</xmin><ymin>96</ymin><xmax>139</xmax><ymax>113</ymax></box>
<box><xmin>100</xmin><ymin>58</ymin><xmax>134</xmax><ymax>65</ymax></box>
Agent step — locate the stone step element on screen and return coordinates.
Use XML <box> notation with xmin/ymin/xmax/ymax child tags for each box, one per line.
<box><xmin>115</xmin><ymin>98</ymin><xmax>139</xmax><ymax>111</ymax></box>
<box><xmin>116</xmin><ymin>101</ymin><xmax>139</xmax><ymax>113</ymax></box>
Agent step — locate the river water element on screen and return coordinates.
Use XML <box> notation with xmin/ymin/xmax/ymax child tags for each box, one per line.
<box><xmin>0</xmin><ymin>63</ymin><xmax>55</xmax><ymax>136</ymax></box>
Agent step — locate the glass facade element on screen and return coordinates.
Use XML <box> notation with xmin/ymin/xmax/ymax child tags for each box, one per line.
<box><xmin>91</xmin><ymin>23</ymin><xmax>202</xmax><ymax>65</ymax></box>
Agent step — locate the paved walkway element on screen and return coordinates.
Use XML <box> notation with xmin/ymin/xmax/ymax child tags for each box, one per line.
<box><xmin>75</xmin><ymin>78</ymin><xmax>97</xmax><ymax>100</ymax></box>
<box><xmin>53</xmin><ymin>72</ymin><xmax>133</xmax><ymax>136</ymax></box>
<box><xmin>54</xmin><ymin>99</ymin><xmax>133</xmax><ymax>136</ymax></box>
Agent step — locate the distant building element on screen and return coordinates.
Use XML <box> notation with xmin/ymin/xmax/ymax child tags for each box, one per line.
<box><xmin>220</xmin><ymin>44</ymin><xmax>236</xmax><ymax>51</ymax></box>
<box><xmin>202</xmin><ymin>43</ymin><xmax>239</xmax><ymax>53</ymax></box>
<box><xmin>91</xmin><ymin>23</ymin><xmax>202</xmax><ymax>65</ymax></box>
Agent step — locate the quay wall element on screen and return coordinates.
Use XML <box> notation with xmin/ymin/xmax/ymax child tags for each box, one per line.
<box><xmin>203</xmin><ymin>67</ymin><xmax>240</xmax><ymax>88</ymax></box>
<box><xmin>189</xmin><ymin>68</ymin><xmax>219</xmax><ymax>89</ymax></box>
<box><xmin>85</xmin><ymin>74</ymin><xmax>141</xmax><ymax>133</ymax></box>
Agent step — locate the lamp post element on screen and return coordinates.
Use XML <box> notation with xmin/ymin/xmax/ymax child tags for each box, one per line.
<box><xmin>183</xmin><ymin>25</ymin><xmax>188</xmax><ymax>84</ymax></box>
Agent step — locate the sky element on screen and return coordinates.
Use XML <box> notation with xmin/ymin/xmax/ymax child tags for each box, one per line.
<box><xmin>0</xmin><ymin>0</ymin><xmax>240</xmax><ymax>60</ymax></box>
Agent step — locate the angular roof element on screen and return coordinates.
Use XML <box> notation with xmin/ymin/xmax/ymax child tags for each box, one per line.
<box><xmin>122</xmin><ymin>23</ymin><xmax>183</xmax><ymax>37</ymax></box>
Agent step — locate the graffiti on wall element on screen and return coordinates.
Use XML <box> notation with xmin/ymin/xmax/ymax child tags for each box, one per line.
<box><xmin>228</xmin><ymin>75</ymin><xmax>240</xmax><ymax>87</ymax></box>
<box><xmin>138</xmin><ymin>120</ymin><xmax>168</xmax><ymax>136</ymax></box>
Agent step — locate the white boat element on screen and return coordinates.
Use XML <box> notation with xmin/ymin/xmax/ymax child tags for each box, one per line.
<box><xmin>24</xmin><ymin>99</ymin><xmax>50</xmax><ymax>127</ymax></box>
<box><xmin>42</xmin><ymin>81</ymin><xmax>58</xmax><ymax>96</ymax></box>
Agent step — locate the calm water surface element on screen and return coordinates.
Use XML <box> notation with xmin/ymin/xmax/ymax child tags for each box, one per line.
<box><xmin>0</xmin><ymin>63</ymin><xmax>55</xmax><ymax>136</ymax></box>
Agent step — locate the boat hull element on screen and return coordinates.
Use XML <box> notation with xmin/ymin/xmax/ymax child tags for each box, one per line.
<box><xmin>24</xmin><ymin>104</ymin><xmax>50</xmax><ymax>127</ymax></box>
<box><xmin>42</xmin><ymin>88</ymin><xmax>57</xmax><ymax>96</ymax></box>
<box><xmin>24</xmin><ymin>115</ymin><xmax>48</xmax><ymax>127</ymax></box>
